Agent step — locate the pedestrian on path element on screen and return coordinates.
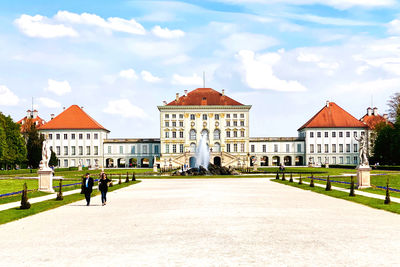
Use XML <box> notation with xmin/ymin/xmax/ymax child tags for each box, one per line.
<box><xmin>98</xmin><ymin>172</ymin><xmax>111</xmax><ymax>206</ymax></box>
<box><xmin>83</xmin><ymin>173</ymin><xmax>94</xmax><ymax>206</ymax></box>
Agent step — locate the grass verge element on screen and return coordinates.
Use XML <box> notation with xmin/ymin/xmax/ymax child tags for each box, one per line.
<box><xmin>271</xmin><ymin>179</ymin><xmax>400</xmax><ymax>215</ymax></box>
<box><xmin>0</xmin><ymin>180</ymin><xmax>141</xmax><ymax>225</ymax></box>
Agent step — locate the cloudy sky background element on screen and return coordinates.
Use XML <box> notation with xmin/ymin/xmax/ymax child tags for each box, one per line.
<box><xmin>1</xmin><ymin>0</ymin><xmax>400</xmax><ymax>138</ymax></box>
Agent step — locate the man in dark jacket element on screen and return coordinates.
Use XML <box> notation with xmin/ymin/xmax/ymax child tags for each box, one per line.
<box><xmin>83</xmin><ymin>173</ymin><xmax>94</xmax><ymax>206</ymax></box>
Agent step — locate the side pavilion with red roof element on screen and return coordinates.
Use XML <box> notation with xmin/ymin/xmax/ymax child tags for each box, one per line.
<box><xmin>298</xmin><ymin>101</ymin><xmax>368</xmax><ymax>166</ymax></box>
<box><xmin>39</xmin><ymin>105</ymin><xmax>109</xmax><ymax>169</ymax></box>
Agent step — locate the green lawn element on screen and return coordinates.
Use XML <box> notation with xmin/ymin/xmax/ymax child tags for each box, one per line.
<box><xmin>272</xmin><ymin>179</ymin><xmax>400</xmax><ymax>215</ymax></box>
<box><xmin>0</xmin><ymin>180</ymin><xmax>141</xmax><ymax>225</ymax></box>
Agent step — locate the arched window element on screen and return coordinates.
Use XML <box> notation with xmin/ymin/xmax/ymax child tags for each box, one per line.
<box><xmin>189</xmin><ymin>129</ymin><xmax>196</xmax><ymax>140</ymax></box>
<box><xmin>213</xmin><ymin>129</ymin><xmax>220</xmax><ymax>140</ymax></box>
<box><xmin>190</xmin><ymin>143</ymin><xmax>196</xmax><ymax>153</ymax></box>
<box><xmin>201</xmin><ymin>129</ymin><xmax>209</xmax><ymax>139</ymax></box>
<box><xmin>214</xmin><ymin>142</ymin><xmax>221</xmax><ymax>152</ymax></box>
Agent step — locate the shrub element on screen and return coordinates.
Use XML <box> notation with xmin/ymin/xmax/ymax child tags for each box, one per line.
<box><xmin>310</xmin><ymin>175</ymin><xmax>315</xmax><ymax>187</ymax></box>
<box><xmin>275</xmin><ymin>172</ymin><xmax>279</xmax><ymax>180</ymax></box>
<box><xmin>325</xmin><ymin>175</ymin><xmax>332</xmax><ymax>191</ymax></box>
<box><xmin>349</xmin><ymin>176</ymin><xmax>356</xmax><ymax>197</ymax></box>
<box><xmin>385</xmin><ymin>178</ymin><xmax>391</xmax><ymax>204</ymax></box>
<box><xmin>282</xmin><ymin>173</ymin><xmax>286</xmax><ymax>181</ymax></box>
<box><xmin>298</xmin><ymin>174</ymin><xmax>303</xmax><ymax>185</ymax></box>
<box><xmin>289</xmin><ymin>173</ymin><xmax>293</xmax><ymax>182</ymax></box>
<box><xmin>132</xmin><ymin>173</ymin><xmax>136</xmax><ymax>181</ymax></box>
<box><xmin>20</xmin><ymin>183</ymin><xmax>31</xmax><ymax>209</ymax></box>
<box><xmin>118</xmin><ymin>175</ymin><xmax>122</xmax><ymax>185</ymax></box>
<box><xmin>125</xmin><ymin>172</ymin><xmax>129</xmax><ymax>183</ymax></box>
<box><xmin>56</xmin><ymin>179</ymin><xmax>63</xmax><ymax>201</ymax></box>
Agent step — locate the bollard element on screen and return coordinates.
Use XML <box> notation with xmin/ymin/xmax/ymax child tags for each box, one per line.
<box><xmin>349</xmin><ymin>176</ymin><xmax>356</xmax><ymax>197</ymax></box>
<box><xmin>325</xmin><ymin>175</ymin><xmax>331</xmax><ymax>191</ymax></box>
<box><xmin>309</xmin><ymin>174</ymin><xmax>315</xmax><ymax>187</ymax></box>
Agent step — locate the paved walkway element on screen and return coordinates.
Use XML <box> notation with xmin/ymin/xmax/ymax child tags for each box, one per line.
<box><xmin>1</xmin><ymin>178</ymin><xmax>400</xmax><ymax>266</ymax></box>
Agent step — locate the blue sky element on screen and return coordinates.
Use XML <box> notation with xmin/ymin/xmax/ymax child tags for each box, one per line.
<box><xmin>1</xmin><ymin>0</ymin><xmax>400</xmax><ymax>138</ymax></box>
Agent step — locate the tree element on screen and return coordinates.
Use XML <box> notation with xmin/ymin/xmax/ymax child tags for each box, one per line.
<box><xmin>49</xmin><ymin>148</ymin><xmax>58</xmax><ymax>167</ymax></box>
<box><xmin>387</xmin><ymin>92</ymin><xmax>400</xmax><ymax>123</ymax></box>
<box><xmin>24</xmin><ymin>120</ymin><xmax>44</xmax><ymax>169</ymax></box>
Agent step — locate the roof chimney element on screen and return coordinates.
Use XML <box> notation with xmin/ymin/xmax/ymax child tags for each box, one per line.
<box><xmin>184</xmin><ymin>90</ymin><xmax>188</xmax><ymax>96</ymax></box>
<box><xmin>26</xmin><ymin>110</ymin><xmax>32</xmax><ymax>118</ymax></box>
<box><xmin>163</xmin><ymin>101</ymin><xmax>167</xmax><ymax>105</ymax></box>
<box><xmin>222</xmin><ymin>89</ymin><xmax>225</xmax><ymax>96</ymax></box>
<box><xmin>326</xmin><ymin>101</ymin><xmax>330</xmax><ymax>108</ymax></box>
<box><xmin>32</xmin><ymin>110</ymin><xmax>38</xmax><ymax>119</ymax></box>
<box><xmin>63</xmin><ymin>107</ymin><xmax>66</xmax><ymax>110</ymax></box>
<box><xmin>367</xmin><ymin>107</ymin><xmax>372</xmax><ymax>116</ymax></box>
<box><xmin>383</xmin><ymin>114</ymin><xmax>388</xmax><ymax>120</ymax></box>
<box><xmin>50</xmin><ymin>114</ymin><xmax>55</xmax><ymax>120</ymax></box>
<box><xmin>81</xmin><ymin>106</ymin><xmax>84</xmax><ymax>109</ymax></box>
<box><xmin>176</xmin><ymin>93</ymin><xmax>179</xmax><ymax>101</ymax></box>
<box><xmin>373</xmin><ymin>107</ymin><xmax>378</xmax><ymax>116</ymax></box>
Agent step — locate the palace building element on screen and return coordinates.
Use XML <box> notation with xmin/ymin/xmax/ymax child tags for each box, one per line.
<box><xmin>18</xmin><ymin>87</ymin><xmax>390</xmax><ymax>169</ymax></box>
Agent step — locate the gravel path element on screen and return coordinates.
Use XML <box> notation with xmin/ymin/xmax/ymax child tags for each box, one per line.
<box><xmin>1</xmin><ymin>178</ymin><xmax>400</xmax><ymax>266</ymax></box>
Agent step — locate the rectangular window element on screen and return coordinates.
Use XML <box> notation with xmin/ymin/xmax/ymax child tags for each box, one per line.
<box><xmin>190</xmin><ymin>114</ymin><xmax>195</xmax><ymax>120</ymax></box>
<box><xmin>165</xmin><ymin>144</ymin><xmax>169</xmax><ymax>153</ymax></box>
<box><xmin>317</xmin><ymin>144</ymin><xmax>321</xmax><ymax>153</ymax></box>
<box><xmin>354</xmin><ymin>156</ymin><xmax>358</xmax><ymax>164</ymax></box>
<box><xmin>346</xmin><ymin>132</ymin><xmax>350</xmax><ymax>138</ymax></box>
<box><xmin>286</xmin><ymin>144</ymin><xmax>290</xmax><ymax>152</ymax></box>
<box><xmin>172</xmin><ymin>114</ymin><xmax>176</xmax><ymax>119</ymax></box>
<box><xmin>94</xmin><ymin>146</ymin><xmax>98</xmax><ymax>155</ymax></box>
<box><xmin>154</xmin><ymin>145</ymin><xmax>159</xmax><ymax>154</ymax></box>
<box><xmin>297</xmin><ymin>144</ymin><xmax>301</xmax><ymax>153</ymax></box>
<box><xmin>240</xmin><ymin>113</ymin><xmax>244</xmax><ymax>118</ymax></box>
<box><xmin>241</xmin><ymin>130</ymin><xmax>245</xmax><ymax>137</ymax></box>
<box><xmin>56</xmin><ymin>134</ymin><xmax>60</xmax><ymax>140</ymax></box>
<box><xmin>346</xmin><ymin>144</ymin><xmax>350</xmax><ymax>153</ymax></box>
<box><xmin>332</xmin><ymin>144</ymin><xmax>336</xmax><ymax>153</ymax></box>
<box><xmin>173</xmin><ymin>144</ymin><xmax>177</xmax><ymax>153</ymax></box>
<box><xmin>172</xmin><ymin>121</ymin><xmax>176</xmax><ymax>127</ymax></box>
<box><xmin>86</xmin><ymin>133</ymin><xmax>90</xmax><ymax>139</ymax></box>
<box><xmin>226</xmin><ymin>114</ymin><xmax>230</xmax><ymax>118</ymax></box>
<box><xmin>325</xmin><ymin>144</ymin><xmax>329</xmax><ymax>153</ymax></box>
<box><xmin>339</xmin><ymin>144</ymin><xmax>343</xmax><ymax>153</ymax></box>
<box><xmin>165</xmin><ymin>132</ymin><xmax>169</xmax><ymax>138</ymax></box>
<box><xmin>108</xmin><ymin>146</ymin><xmax>111</xmax><ymax>154</ymax></box>
<box><xmin>180</xmin><ymin>144</ymin><xmax>184</xmax><ymax>153</ymax></box>
<box><xmin>215</xmin><ymin>114</ymin><xmax>219</xmax><ymax>120</ymax></box>
<box><xmin>353</xmin><ymin>131</ymin><xmax>357</xmax><ymax>137</ymax></box>
<box><xmin>226</xmin><ymin>131</ymin><xmax>231</xmax><ymax>138</ymax></box>
<box><xmin>79</xmin><ymin>134</ymin><xmax>83</xmax><ymax>140</ymax></box>
<box><xmin>361</xmin><ymin>131</ymin><xmax>365</xmax><ymax>136</ymax></box>
<box><xmin>72</xmin><ymin>146</ymin><xmax>76</xmax><ymax>155</ymax></box>
<box><xmin>332</xmin><ymin>157</ymin><xmax>336</xmax><ymax>164</ymax></box>
<box><xmin>71</xmin><ymin>133</ymin><xmax>75</xmax><ymax>140</ymax></box>
<box><xmin>179</xmin><ymin>131</ymin><xmax>183</xmax><ymax>138</ymax></box>
<box><xmin>131</xmin><ymin>146</ymin><xmax>135</xmax><ymax>154</ymax></box>
<box><xmin>64</xmin><ymin>134</ymin><xmax>68</xmax><ymax>139</ymax></box>
<box><xmin>263</xmin><ymin>144</ymin><xmax>267</xmax><ymax>153</ymax></box>
<box><xmin>317</xmin><ymin>132</ymin><xmax>321</xmax><ymax>138</ymax></box>
<box><xmin>94</xmin><ymin>133</ymin><xmax>98</xmax><ymax>139</ymax></box>
<box><xmin>234</xmin><ymin>143</ymin><xmax>238</xmax><ymax>152</ymax></box>
<box><xmin>86</xmin><ymin>146</ymin><xmax>90</xmax><ymax>155</ymax></box>
<box><xmin>251</xmin><ymin>145</ymin><xmax>255</xmax><ymax>153</ymax></box>
<box><xmin>310</xmin><ymin>144</ymin><xmax>314</xmax><ymax>153</ymax></box>
<box><xmin>64</xmin><ymin>159</ymin><xmax>68</xmax><ymax>167</ymax></box>
<box><xmin>318</xmin><ymin>157</ymin><xmax>321</xmax><ymax>164</ymax></box>
<box><xmin>48</xmin><ymin>134</ymin><xmax>53</xmax><ymax>140</ymax></box>
<box><xmin>332</xmin><ymin>132</ymin><xmax>336</xmax><ymax>138</ymax></box>
<box><xmin>202</xmin><ymin>114</ymin><xmax>207</xmax><ymax>120</ymax></box>
<box><xmin>346</xmin><ymin>156</ymin><xmax>350</xmax><ymax>164</ymax></box>
<box><xmin>339</xmin><ymin>157</ymin><xmax>344</xmax><ymax>164</ymax></box>
<box><xmin>233</xmin><ymin>121</ymin><xmax>237</xmax><ymax>127</ymax></box>
<box><xmin>233</xmin><ymin>131</ymin><xmax>237</xmax><ymax>137</ymax></box>
<box><xmin>143</xmin><ymin>145</ymin><xmax>148</xmax><ymax>154</ymax></box>
<box><xmin>226</xmin><ymin>121</ymin><xmax>231</xmax><ymax>127</ymax></box>
<box><xmin>240</xmin><ymin>143</ymin><xmax>245</xmax><ymax>152</ymax></box>
<box><xmin>179</xmin><ymin>121</ymin><xmax>183</xmax><ymax>127</ymax></box>
<box><xmin>172</xmin><ymin>132</ymin><xmax>176</xmax><ymax>138</ymax></box>
<box><xmin>233</xmin><ymin>114</ymin><xmax>237</xmax><ymax>118</ymax></box>
<box><xmin>240</xmin><ymin>121</ymin><xmax>244</xmax><ymax>126</ymax></box>
<box><xmin>339</xmin><ymin>132</ymin><xmax>343</xmax><ymax>138</ymax></box>
<box><xmin>310</xmin><ymin>132</ymin><xmax>314</xmax><ymax>138</ymax></box>
<box><xmin>165</xmin><ymin>114</ymin><xmax>169</xmax><ymax>119</ymax></box>
<box><xmin>324</xmin><ymin>132</ymin><xmax>328</xmax><ymax>138</ymax></box>
<box><xmin>354</xmin><ymin>144</ymin><xmax>358</xmax><ymax>152</ymax></box>
<box><xmin>119</xmin><ymin>146</ymin><xmax>123</xmax><ymax>154</ymax></box>
<box><xmin>165</xmin><ymin>121</ymin><xmax>169</xmax><ymax>127</ymax></box>
<box><xmin>79</xmin><ymin>146</ymin><xmax>83</xmax><ymax>155</ymax></box>
<box><xmin>64</xmin><ymin>146</ymin><xmax>68</xmax><ymax>155</ymax></box>
<box><xmin>86</xmin><ymin>159</ymin><xmax>90</xmax><ymax>166</ymax></box>
<box><xmin>227</xmin><ymin>144</ymin><xmax>231</xmax><ymax>152</ymax></box>
<box><xmin>274</xmin><ymin>144</ymin><xmax>278</xmax><ymax>153</ymax></box>
<box><xmin>56</xmin><ymin>146</ymin><xmax>60</xmax><ymax>155</ymax></box>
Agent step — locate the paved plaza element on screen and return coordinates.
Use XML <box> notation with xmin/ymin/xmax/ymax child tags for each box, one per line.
<box><xmin>1</xmin><ymin>178</ymin><xmax>400</xmax><ymax>266</ymax></box>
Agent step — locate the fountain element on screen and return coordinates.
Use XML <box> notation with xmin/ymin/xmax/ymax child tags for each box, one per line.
<box><xmin>195</xmin><ymin>132</ymin><xmax>210</xmax><ymax>169</ymax></box>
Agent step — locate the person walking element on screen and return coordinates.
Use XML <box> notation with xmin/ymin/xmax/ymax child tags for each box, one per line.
<box><xmin>83</xmin><ymin>173</ymin><xmax>94</xmax><ymax>206</ymax></box>
<box><xmin>98</xmin><ymin>172</ymin><xmax>111</xmax><ymax>206</ymax></box>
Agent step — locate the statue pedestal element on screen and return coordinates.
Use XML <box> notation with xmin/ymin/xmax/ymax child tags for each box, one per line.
<box><xmin>253</xmin><ymin>163</ymin><xmax>258</xmax><ymax>171</ymax></box>
<box><xmin>153</xmin><ymin>165</ymin><xmax>158</xmax><ymax>172</ymax></box>
<box><xmin>357</xmin><ymin>166</ymin><xmax>371</xmax><ymax>189</ymax></box>
<box><xmin>38</xmin><ymin>169</ymin><xmax>55</xmax><ymax>193</ymax></box>
<box><xmin>78</xmin><ymin>165</ymin><xmax>82</xmax><ymax>171</ymax></box>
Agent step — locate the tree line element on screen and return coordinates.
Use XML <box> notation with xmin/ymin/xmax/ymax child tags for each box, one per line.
<box><xmin>0</xmin><ymin>112</ymin><xmax>57</xmax><ymax>170</ymax></box>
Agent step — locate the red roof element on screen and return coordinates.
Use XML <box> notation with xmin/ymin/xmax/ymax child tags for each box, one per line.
<box><xmin>299</xmin><ymin>101</ymin><xmax>367</xmax><ymax>130</ymax></box>
<box><xmin>167</xmin><ymin>88</ymin><xmax>243</xmax><ymax>106</ymax></box>
<box><xmin>17</xmin><ymin>116</ymin><xmax>46</xmax><ymax>132</ymax></box>
<box><xmin>40</xmin><ymin>105</ymin><xmax>109</xmax><ymax>132</ymax></box>
<box><xmin>360</xmin><ymin>114</ymin><xmax>391</xmax><ymax>130</ymax></box>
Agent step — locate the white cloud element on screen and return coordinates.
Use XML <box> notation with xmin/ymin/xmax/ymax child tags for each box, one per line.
<box><xmin>151</xmin><ymin>25</ymin><xmax>185</xmax><ymax>38</ymax></box>
<box><xmin>285</xmin><ymin>13</ymin><xmax>376</xmax><ymax>26</ymax></box>
<box><xmin>37</xmin><ymin>97</ymin><xmax>61</xmax><ymax>108</ymax></box>
<box><xmin>45</xmin><ymin>79</ymin><xmax>72</xmax><ymax>96</ymax></box>
<box><xmin>55</xmin><ymin>10</ymin><xmax>146</xmax><ymax>35</ymax></box>
<box><xmin>387</xmin><ymin>19</ymin><xmax>400</xmax><ymax>35</ymax></box>
<box><xmin>0</xmin><ymin>85</ymin><xmax>19</xmax><ymax>106</ymax></box>
<box><xmin>237</xmin><ymin>50</ymin><xmax>307</xmax><ymax>92</ymax></box>
<box><xmin>103</xmin><ymin>99</ymin><xmax>147</xmax><ymax>118</ymax></box>
<box><xmin>119</xmin><ymin>69</ymin><xmax>138</xmax><ymax>80</ymax></box>
<box><xmin>14</xmin><ymin>14</ymin><xmax>78</xmax><ymax>38</ymax></box>
<box><xmin>297</xmin><ymin>53</ymin><xmax>321</xmax><ymax>63</ymax></box>
<box><xmin>141</xmin><ymin>71</ymin><xmax>161</xmax><ymax>83</ymax></box>
<box><xmin>221</xmin><ymin>33</ymin><xmax>278</xmax><ymax>53</ymax></box>
<box><xmin>172</xmin><ymin>73</ymin><xmax>203</xmax><ymax>86</ymax></box>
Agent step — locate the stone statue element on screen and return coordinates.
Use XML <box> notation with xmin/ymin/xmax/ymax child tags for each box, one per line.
<box><xmin>355</xmin><ymin>134</ymin><xmax>369</xmax><ymax>166</ymax></box>
<box><xmin>41</xmin><ymin>139</ymin><xmax>51</xmax><ymax>170</ymax></box>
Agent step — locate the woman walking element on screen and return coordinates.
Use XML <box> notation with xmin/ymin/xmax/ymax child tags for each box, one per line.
<box><xmin>99</xmin><ymin>172</ymin><xmax>111</xmax><ymax>206</ymax></box>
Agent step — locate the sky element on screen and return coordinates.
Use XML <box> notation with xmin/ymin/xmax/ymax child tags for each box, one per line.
<box><xmin>1</xmin><ymin>0</ymin><xmax>400</xmax><ymax>138</ymax></box>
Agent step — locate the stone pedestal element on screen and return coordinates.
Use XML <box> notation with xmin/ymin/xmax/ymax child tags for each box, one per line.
<box><xmin>357</xmin><ymin>166</ymin><xmax>371</xmax><ymax>189</ymax></box>
<box><xmin>78</xmin><ymin>165</ymin><xmax>82</xmax><ymax>171</ymax></box>
<box><xmin>153</xmin><ymin>164</ymin><xmax>158</xmax><ymax>173</ymax></box>
<box><xmin>38</xmin><ymin>169</ymin><xmax>55</xmax><ymax>193</ymax></box>
<box><xmin>253</xmin><ymin>163</ymin><xmax>258</xmax><ymax>171</ymax></box>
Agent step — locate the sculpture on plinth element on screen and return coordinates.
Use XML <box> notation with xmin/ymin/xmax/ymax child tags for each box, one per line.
<box><xmin>38</xmin><ymin>137</ymin><xmax>54</xmax><ymax>192</ymax></box>
<box><xmin>355</xmin><ymin>134</ymin><xmax>369</xmax><ymax>167</ymax></box>
<box><xmin>355</xmin><ymin>134</ymin><xmax>371</xmax><ymax>189</ymax></box>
